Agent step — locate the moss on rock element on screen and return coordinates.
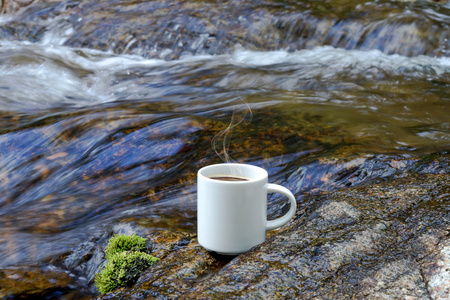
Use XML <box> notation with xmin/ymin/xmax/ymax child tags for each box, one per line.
<box><xmin>105</xmin><ymin>233</ymin><xmax>147</xmax><ymax>260</ymax></box>
<box><xmin>95</xmin><ymin>234</ymin><xmax>159</xmax><ymax>295</ymax></box>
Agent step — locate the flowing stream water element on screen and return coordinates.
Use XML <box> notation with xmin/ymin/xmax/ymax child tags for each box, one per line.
<box><xmin>0</xmin><ymin>0</ymin><xmax>449</xmax><ymax>277</ymax></box>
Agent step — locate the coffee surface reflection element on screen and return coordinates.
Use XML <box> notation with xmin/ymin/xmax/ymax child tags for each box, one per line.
<box><xmin>209</xmin><ymin>176</ymin><xmax>249</xmax><ymax>182</ymax></box>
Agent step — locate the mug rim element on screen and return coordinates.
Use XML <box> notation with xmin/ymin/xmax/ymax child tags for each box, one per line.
<box><xmin>198</xmin><ymin>163</ymin><xmax>267</xmax><ymax>183</ymax></box>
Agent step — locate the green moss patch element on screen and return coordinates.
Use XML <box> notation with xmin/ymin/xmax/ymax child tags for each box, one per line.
<box><xmin>95</xmin><ymin>234</ymin><xmax>159</xmax><ymax>294</ymax></box>
<box><xmin>105</xmin><ymin>233</ymin><xmax>148</xmax><ymax>260</ymax></box>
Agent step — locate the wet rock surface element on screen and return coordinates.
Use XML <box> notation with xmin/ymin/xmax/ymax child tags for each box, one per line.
<box><xmin>182</xmin><ymin>174</ymin><xmax>449</xmax><ymax>299</ymax></box>
<box><xmin>90</xmin><ymin>157</ymin><xmax>448</xmax><ymax>299</ymax></box>
<box><xmin>1</xmin><ymin>157</ymin><xmax>449</xmax><ymax>299</ymax></box>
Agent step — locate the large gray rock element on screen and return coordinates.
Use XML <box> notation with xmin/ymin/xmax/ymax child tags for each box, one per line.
<box><xmin>95</xmin><ymin>171</ymin><xmax>449</xmax><ymax>299</ymax></box>
<box><xmin>1</xmin><ymin>157</ymin><xmax>448</xmax><ymax>299</ymax></box>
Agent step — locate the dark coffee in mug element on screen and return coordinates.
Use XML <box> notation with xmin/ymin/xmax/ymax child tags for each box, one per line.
<box><xmin>209</xmin><ymin>176</ymin><xmax>249</xmax><ymax>182</ymax></box>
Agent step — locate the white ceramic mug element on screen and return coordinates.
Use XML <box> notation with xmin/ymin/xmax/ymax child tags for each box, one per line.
<box><xmin>197</xmin><ymin>163</ymin><xmax>297</xmax><ymax>255</ymax></box>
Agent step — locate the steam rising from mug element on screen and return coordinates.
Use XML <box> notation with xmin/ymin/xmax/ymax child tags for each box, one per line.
<box><xmin>211</xmin><ymin>95</ymin><xmax>253</xmax><ymax>165</ymax></box>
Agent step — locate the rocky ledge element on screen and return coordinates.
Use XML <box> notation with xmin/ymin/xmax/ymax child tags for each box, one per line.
<box><xmin>1</xmin><ymin>157</ymin><xmax>449</xmax><ymax>299</ymax></box>
<box><xmin>96</xmin><ymin>172</ymin><xmax>449</xmax><ymax>299</ymax></box>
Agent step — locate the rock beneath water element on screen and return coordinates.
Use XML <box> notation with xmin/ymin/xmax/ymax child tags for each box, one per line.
<box><xmin>1</xmin><ymin>0</ymin><xmax>39</xmax><ymax>14</ymax></box>
<box><xmin>0</xmin><ymin>264</ymin><xmax>89</xmax><ymax>299</ymax></box>
<box><xmin>2</xmin><ymin>0</ymin><xmax>447</xmax><ymax>14</ymax></box>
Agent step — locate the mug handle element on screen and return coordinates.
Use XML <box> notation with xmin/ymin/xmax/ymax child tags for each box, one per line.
<box><xmin>265</xmin><ymin>183</ymin><xmax>297</xmax><ymax>231</ymax></box>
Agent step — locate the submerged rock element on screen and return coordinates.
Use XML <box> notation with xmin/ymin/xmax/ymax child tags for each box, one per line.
<box><xmin>1</xmin><ymin>0</ymin><xmax>40</xmax><ymax>14</ymax></box>
<box><xmin>0</xmin><ymin>264</ymin><xmax>89</xmax><ymax>299</ymax></box>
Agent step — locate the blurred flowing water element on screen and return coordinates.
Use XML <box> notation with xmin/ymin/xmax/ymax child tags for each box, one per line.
<box><xmin>0</xmin><ymin>0</ymin><xmax>449</xmax><ymax>269</ymax></box>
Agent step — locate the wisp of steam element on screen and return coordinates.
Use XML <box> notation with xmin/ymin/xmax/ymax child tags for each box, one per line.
<box><xmin>211</xmin><ymin>95</ymin><xmax>253</xmax><ymax>169</ymax></box>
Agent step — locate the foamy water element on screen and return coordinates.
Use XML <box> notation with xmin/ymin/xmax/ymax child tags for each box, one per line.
<box><xmin>0</xmin><ymin>39</ymin><xmax>449</xmax><ymax>111</ymax></box>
